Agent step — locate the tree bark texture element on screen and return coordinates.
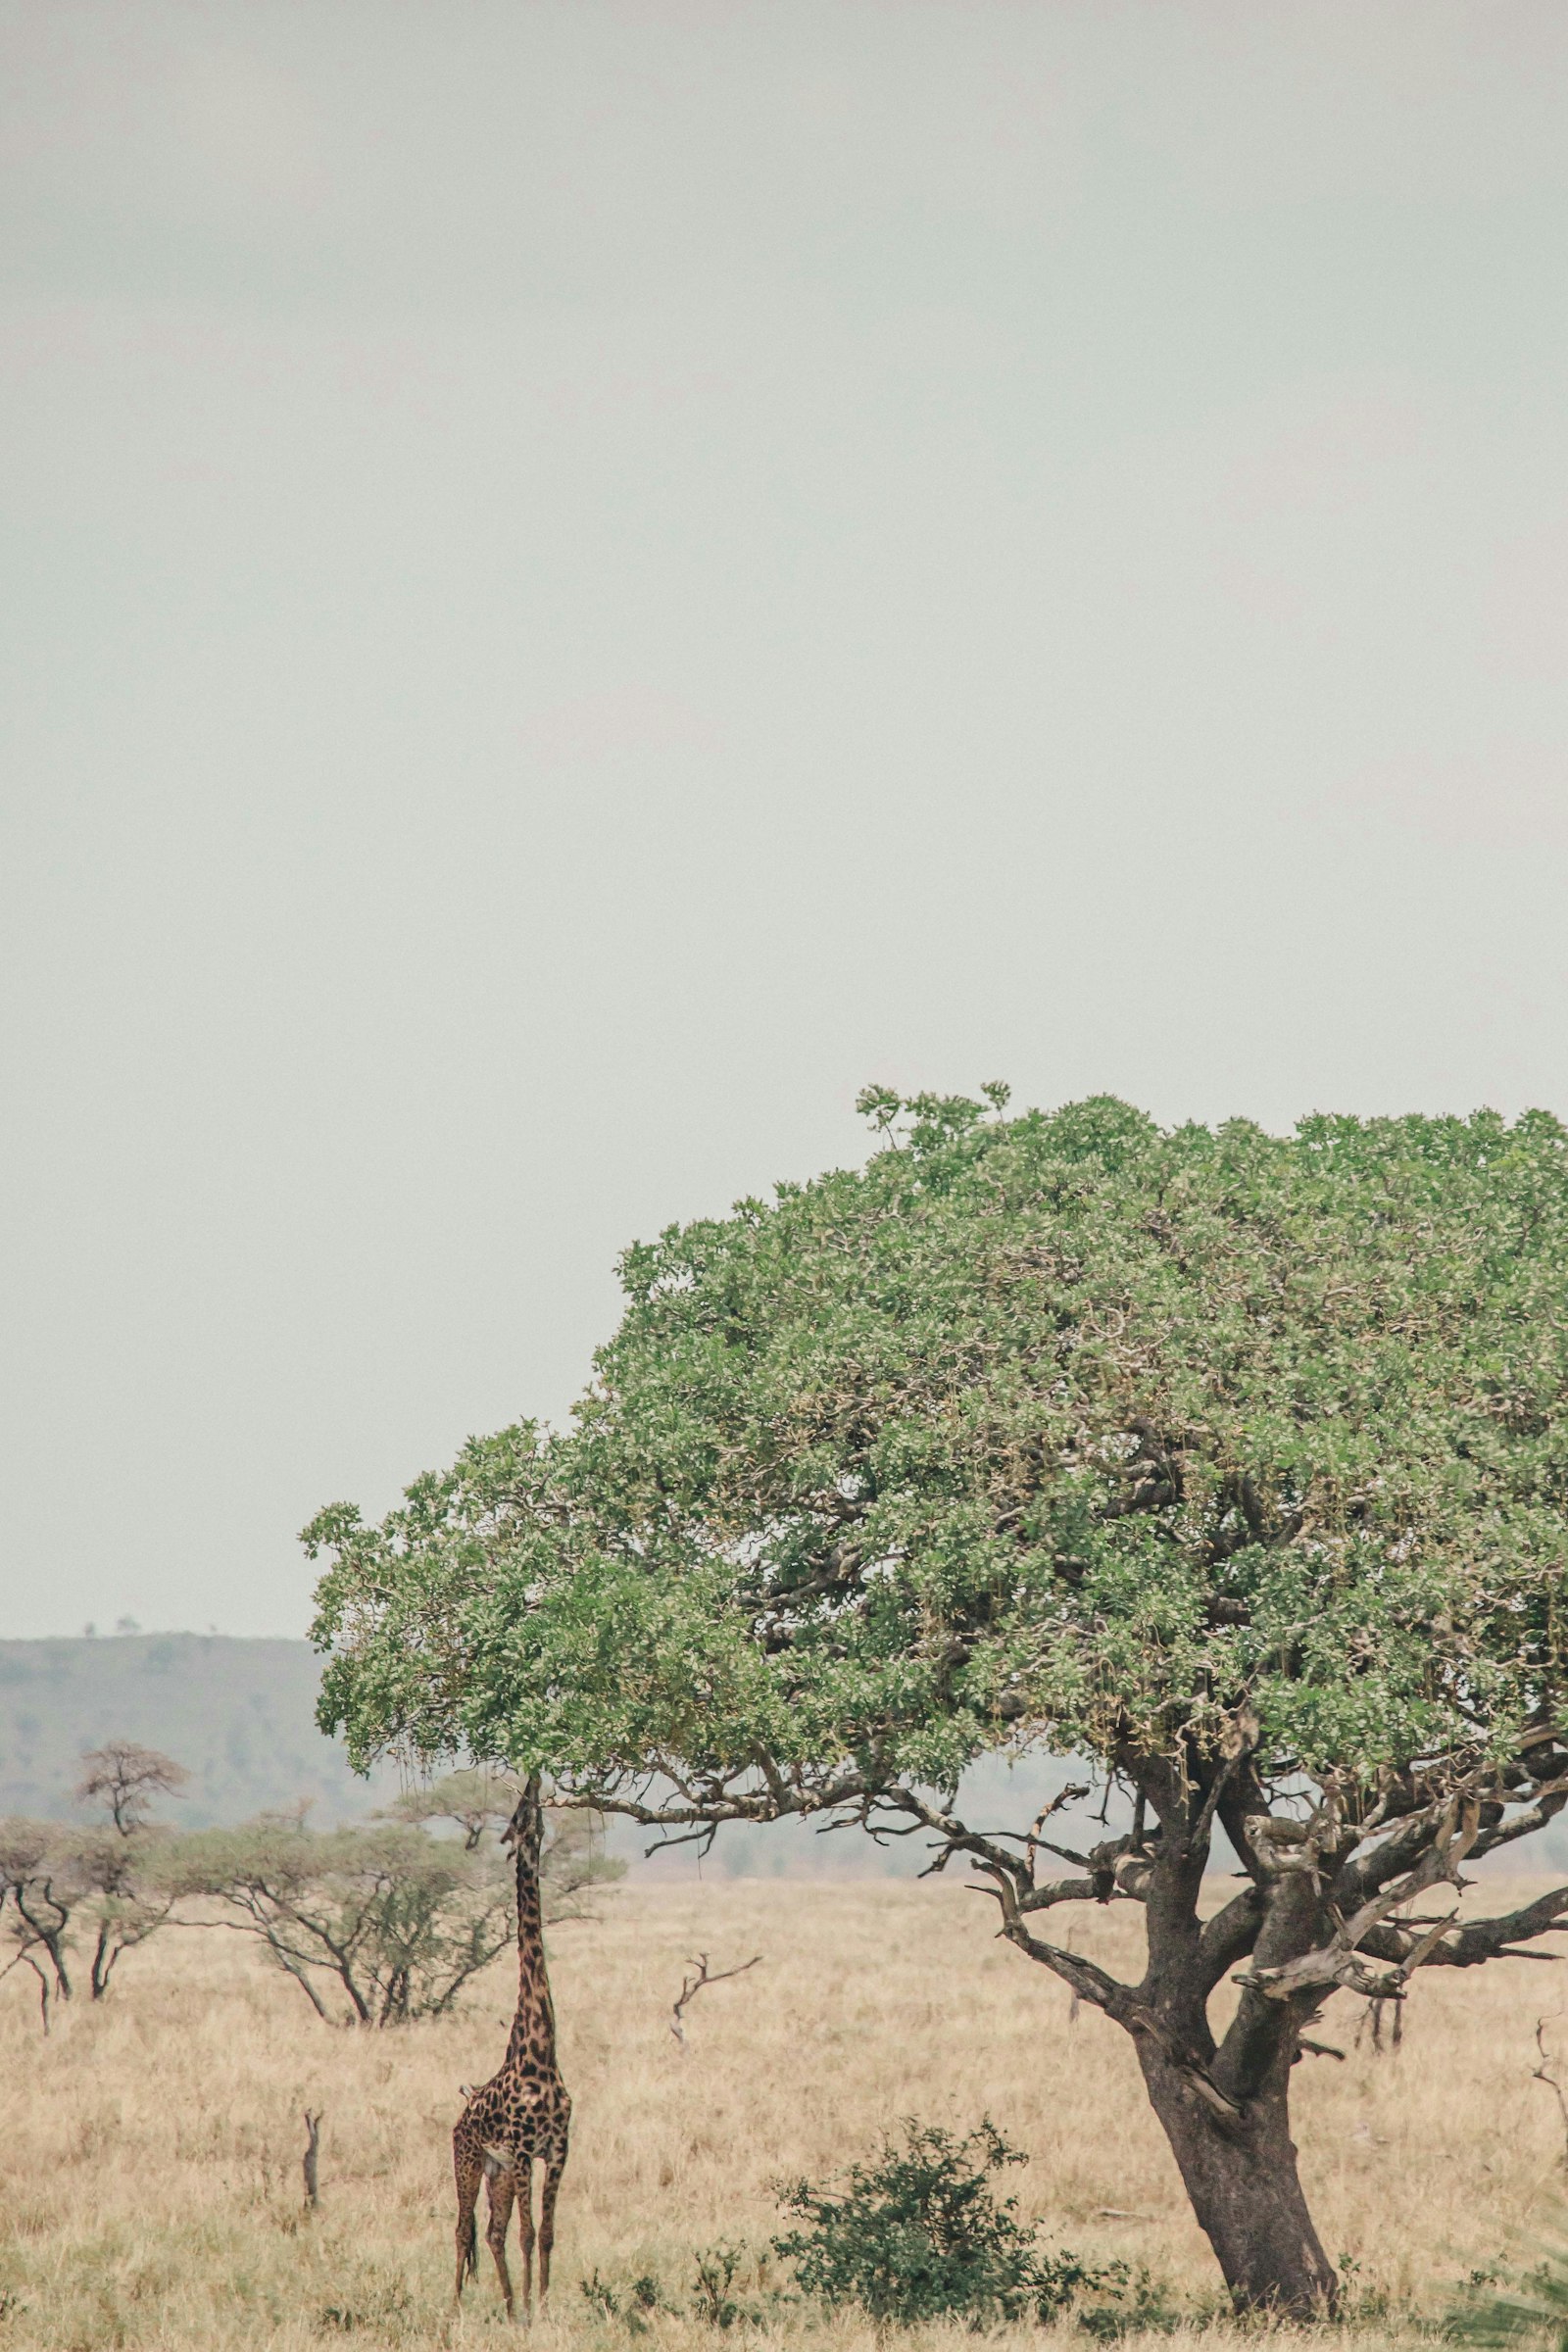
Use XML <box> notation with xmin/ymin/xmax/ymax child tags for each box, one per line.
<box><xmin>1129</xmin><ymin>1777</ymin><xmax>1339</xmax><ymax>2316</ymax></box>
<box><xmin>993</xmin><ymin>1756</ymin><xmax>1346</xmax><ymax>2317</ymax></box>
<box><xmin>1136</xmin><ymin>2038</ymin><xmax>1337</xmax><ymax>2316</ymax></box>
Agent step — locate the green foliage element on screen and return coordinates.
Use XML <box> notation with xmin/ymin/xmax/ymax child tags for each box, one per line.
<box><xmin>581</xmin><ymin>2254</ymin><xmax>763</xmax><ymax>2334</ymax></box>
<box><xmin>772</xmin><ymin>2117</ymin><xmax>1113</xmax><ymax>2327</ymax></box>
<box><xmin>1332</xmin><ymin>2249</ymin><xmax>1395</xmax><ymax>2328</ymax></box>
<box><xmin>689</xmin><ymin>2242</ymin><xmax>748</xmax><ymax>2329</ymax></box>
<box><xmin>1077</xmin><ymin>2268</ymin><xmax>1184</xmax><ymax>2339</ymax></box>
<box><xmin>310</xmin><ymin>1092</ymin><xmax>1568</xmax><ymax>1813</ymax></box>
<box><xmin>377</xmin><ymin>1767</ymin><xmax>512</xmax><ymax>1849</ymax></box>
<box><xmin>580</xmin><ymin>2267</ymin><xmax>623</xmax><ymax>2322</ymax></box>
<box><xmin>170</xmin><ymin>1816</ymin><xmax>515</xmax><ymax>2026</ymax></box>
<box><xmin>580</xmin><ymin>2267</ymin><xmax>641</xmax><ymax>2328</ymax></box>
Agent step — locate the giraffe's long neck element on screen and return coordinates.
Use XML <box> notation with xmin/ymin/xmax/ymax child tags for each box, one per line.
<box><xmin>505</xmin><ymin>1796</ymin><xmax>558</xmax><ymax>2067</ymax></box>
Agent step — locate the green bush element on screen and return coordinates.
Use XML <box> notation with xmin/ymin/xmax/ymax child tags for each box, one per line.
<box><xmin>772</xmin><ymin>2117</ymin><xmax>1115</xmax><ymax>2328</ymax></box>
<box><xmin>689</xmin><ymin>2243</ymin><xmax>749</xmax><ymax>2329</ymax></box>
<box><xmin>580</xmin><ymin>2254</ymin><xmax>763</xmax><ymax>2334</ymax></box>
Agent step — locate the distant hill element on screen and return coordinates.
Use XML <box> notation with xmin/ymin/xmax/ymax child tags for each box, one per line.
<box><xmin>0</xmin><ymin>1634</ymin><xmax>399</xmax><ymax>1826</ymax></box>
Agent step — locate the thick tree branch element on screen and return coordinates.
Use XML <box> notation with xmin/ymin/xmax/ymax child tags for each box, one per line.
<box><xmin>1197</xmin><ymin>1884</ymin><xmax>1263</xmax><ymax>1990</ymax></box>
<box><xmin>1213</xmin><ymin>1869</ymin><xmax>1328</xmax><ymax>2102</ymax></box>
<box><xmin>1361</xmin><ymin>1884</ymin><xmax>1568</xmax><ymax>1971</ymax></box>
<box><xmin>1469</xmin><ymin>1780</ymin><xmax>1568</xmax><ymax>1860</ymax></box>
<box><xmin>1332</xmin><ymin>1761</ymin><xmax>1568</xmax><ymax>1907</ymax></box>
<box><xmin>1017</xmin><ymin>1875</ymin><xmax>1134</xmax><ymax>1913</ymax></box>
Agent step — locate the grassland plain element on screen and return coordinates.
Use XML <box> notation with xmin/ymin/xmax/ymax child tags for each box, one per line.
<box><xmin>0</xmin><ymin>1876</ymin><xmax>1560</xmax><ymax>2352</ymax></box>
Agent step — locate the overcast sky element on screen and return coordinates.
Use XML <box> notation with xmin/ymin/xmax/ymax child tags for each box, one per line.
<box><xmin>4</xmin><ymin>1</ymin><xmax>1568</xmax><ymax>1641</ymax></box>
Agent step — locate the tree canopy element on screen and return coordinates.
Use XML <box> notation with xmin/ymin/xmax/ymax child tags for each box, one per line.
<box><xmin>312</xmin><ymin>1090</ymin><xmax>1568</xmax><ymax>1813</ymax></box>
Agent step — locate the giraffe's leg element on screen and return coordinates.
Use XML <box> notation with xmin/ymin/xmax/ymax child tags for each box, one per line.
<box><xmin>484</xmin><ymin>2161</ymin><xmax>517</xmax><ymax>2319</ymax></box>
<box><xmin>453</xmin><ymin>2132</ymin><xmax>483</xmax><ymax>2309</ymax></box>
<box><xmin>538</xmin><ymin>2146</ymin><xmax>567</xmax><ymax>2312</ymax></box>
<box><xmin>514</xmin><ymin>2154</ymin><xmax>535</xmax><ymax>2325</ymax></box>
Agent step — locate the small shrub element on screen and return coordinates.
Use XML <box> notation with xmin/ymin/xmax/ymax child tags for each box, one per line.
<box><xmin>1078</xmin><ymin>2266</ymin><xmax>1183</xmax><ymax>2338</ymax></box>
<box><xmin>773</xmin><ymin>2117</ymin><xmax>1117</xmax><ymax>2328</ymax></box>
<box><xmin>314</xmin><ymin>2278</ymin><xmax>413</xmax><ymax>2334</ymax></box>
<box><xmin>581</xmin><ymin>2268</ymin><xmax>623</xmax><ymax>2323</ymax></box>
<box><xmin>581</xmin><ymin>2267</ymin><xmax>675</xmax><ymax>2334</ymax></box>
<box><xmin>1332</xmin><ymin>2250</ymin><xmax>1394</xmax><ymax>2328</ymax></box>
<box><xmin>690</xmin><ymin>2243</ymin><xmax>746</xmax><ymax>2328</ymax></box>
<box><xmin>584</xmin><ymin>2255</ymin><xmax>778</xmax><ymax>2334</ymax></box>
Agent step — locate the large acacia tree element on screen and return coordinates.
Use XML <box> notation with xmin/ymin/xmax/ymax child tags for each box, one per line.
<box><xmin>310</xmin><ymin>1091</ymin><xmax>1568</xmax><ymax>2316</ymax></box>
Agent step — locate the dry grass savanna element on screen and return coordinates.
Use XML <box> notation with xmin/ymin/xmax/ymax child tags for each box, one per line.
<box><xmin>1</xmin><ymin>1874</ymin><xmax>1561</xmax><ymax>2352</ymax></box>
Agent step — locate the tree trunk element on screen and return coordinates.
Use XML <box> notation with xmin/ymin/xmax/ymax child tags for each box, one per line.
<box><xmin>1136</xmin><ymin>2037</ymin><xmax>1338</xmax><ymax>2317</ymax></box>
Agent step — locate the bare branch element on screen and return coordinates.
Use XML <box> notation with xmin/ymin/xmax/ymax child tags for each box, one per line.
<box><xmin>560</xmin><ymin>1765</ymin><xmax>873</xmax><ymax>1835</ymax></box>
<box><xmin>961</xmin><ymin>1848</ymin><xmax>1140</xmax><ymax>2027</ymax></box>
<box><xmin>1023</xmin><ymin>1786</ymin><xmax>1093</xmax><ymax>1878</ymax></box>
<box><xmin>1016</xmin><ymin>1876</ymin><xmax>1108</xmax><ymax>1913</ymax></box>
<box><xmin>669</xmin><ymin>1951</ymin><xmax>762</xmax><ymax>2046</ymax></box>
<box><xmin>1390</xmin><ymin>1883</ymin><xmax>1568</xmax><ymax>1971</ymax></box>
<box><xmin>1331</xmin><ymin>1791</ymin><xmax>1465</xmax><ymax>1910</ymax></box>
<box><xmin>995</xmin><ymin>1913</ymin><xmax>1139</xmax><ymax>2022</ymax></box>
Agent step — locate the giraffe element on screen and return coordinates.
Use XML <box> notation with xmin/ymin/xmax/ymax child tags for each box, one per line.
<box><xmin>453</xmin><ymin>1774</ymin><xmax>572</xmax><ymax>2323</ymax></box>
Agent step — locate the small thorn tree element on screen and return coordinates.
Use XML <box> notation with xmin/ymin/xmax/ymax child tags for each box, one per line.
<box><xmin>309</xmin><ymin>1091</ymin><xmax>1568</xmax><ymax>2317</ymax></box>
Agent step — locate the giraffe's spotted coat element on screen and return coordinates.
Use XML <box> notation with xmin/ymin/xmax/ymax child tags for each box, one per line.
<box><xmin>452</xmin><ymin>1778</ymin><xmax>571</xmax><ymax>2324</ymax></box>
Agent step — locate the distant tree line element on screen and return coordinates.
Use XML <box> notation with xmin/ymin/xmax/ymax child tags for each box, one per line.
<box><xmin>0</xmin><ymin>1741</ymin><xmax>619</xmax><ymax>2031</ymax></box>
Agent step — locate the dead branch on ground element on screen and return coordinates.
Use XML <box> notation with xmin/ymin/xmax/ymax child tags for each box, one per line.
<box><xmin>669</xmin><ymin>1951</ymin><xmax>761</xmax><ymax>2046</ymax></box>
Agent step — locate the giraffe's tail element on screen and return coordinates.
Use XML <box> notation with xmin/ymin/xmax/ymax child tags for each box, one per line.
<box><xmin>462</xmin><ymin>2206</ymin><xmax>478</xmax><ymax>2281</ymax></box>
